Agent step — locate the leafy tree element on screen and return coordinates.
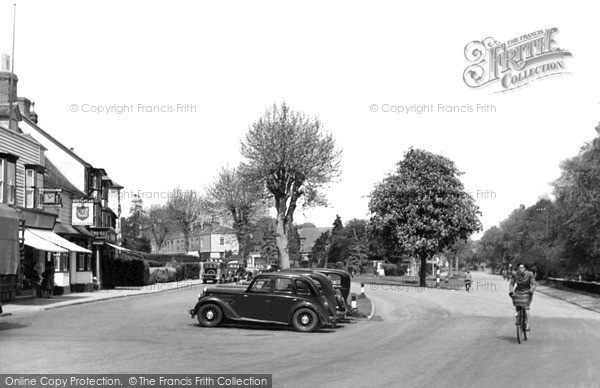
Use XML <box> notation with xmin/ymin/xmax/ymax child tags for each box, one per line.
<box><xmin>474</xmin><ymin>226</ymin><xmax>505</xmax><ymax>272</ymax></box>
<box><xmin>327</xmin><ymin>215</ymin><xmax>348</xmax><ymax>265</ymax></box>
<box><xmin>241</xmin><ymin>102</ymin><xmax>342</xmax><ymax>268</ymax></box>
<box><xmin>166</xmin><ymin>187</ymin><xmax>207</xmax><ymax>252</ymax></box>
<box><xmin>146</xmin><ymin>203</ymin><xmax>171</xmax><ymax>251</ymax></box>
<box><xmin>347</xmin><ymin>228</ymin><xmax>370</xmax><ymax>274</ymax></box>
<box><xmin>311</xmin><ymin>230</ymin><xmax>330</xmax><ymax>267</ymax></box>
<box><xmin>552</xmin><ymin>124</ymin><xmax>600</xmax><ymax>279</ymax></box>
<box><xmin>369</xmin><ymin>148</ymin><xmax>482</xmax><ymax>286</ymax></box>
<box><xmin>206</xmin><ymin>165</ymin><xmax>268</xmax><ymax>260</ymax></box>
<box><xmin>258</xmin><ymin>218</ymin><xmax>280</xmax><ymax>267</ymax></box>
<box><xmin>122</xmin><ymin>195</ymin><xmax>150</xmax><ymax>251</ymax></box>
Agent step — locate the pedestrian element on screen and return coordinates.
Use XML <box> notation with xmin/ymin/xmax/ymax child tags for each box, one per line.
<box><xmin>44</xmin><ymin>263</ymin><xmax>55</xmax><ymax>298</ymax></box>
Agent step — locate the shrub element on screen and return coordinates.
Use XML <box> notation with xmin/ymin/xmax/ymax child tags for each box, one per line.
<box><xmin>149</xmin><ymin>267</ymin><xmax>178</xmax><ymax>283</ymax></box>
<box><xmin>381</xmin><ymin>263</ymin><xmax>406</xmax><ymax>276</ymax></box>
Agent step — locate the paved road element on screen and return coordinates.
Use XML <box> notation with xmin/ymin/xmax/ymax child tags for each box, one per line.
<box><xmin>1</xmin><ymin>272</ymin><xmax>599</xmax><ymax>387</ymax></box>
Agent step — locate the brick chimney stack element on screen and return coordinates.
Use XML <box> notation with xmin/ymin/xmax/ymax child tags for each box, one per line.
<box><xmin>0</xmin><ymin>54</ymin><xmax>18</xmax><ymax>105</ymax></box>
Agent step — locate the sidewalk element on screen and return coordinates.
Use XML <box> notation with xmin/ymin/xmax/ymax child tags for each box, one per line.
<box><xmin>536</xmin><ymin>284</ymin><xmax>600</xmax><ymax>314</ymax></box>
<box><xmin>0</xmin><ymin>279</ymin><xmax>205</xmax><ymax>317</ymax></box>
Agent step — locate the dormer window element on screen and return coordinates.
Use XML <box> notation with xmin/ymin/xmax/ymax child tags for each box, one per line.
<box><xmin>0</xmin><ymin>153</ymin><xmax>18</xmax><ymax>205</ymax></box>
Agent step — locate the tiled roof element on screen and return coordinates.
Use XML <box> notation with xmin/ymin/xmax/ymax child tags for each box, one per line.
<box><xmin>298</xmin><ymin>227</ymin><xmax>331</xmax><ymax>254</ymax></box>
<box><xmin>44</xmin><ymin>157</ymin><xmax>86</xmax><ymax>196</ymax></box>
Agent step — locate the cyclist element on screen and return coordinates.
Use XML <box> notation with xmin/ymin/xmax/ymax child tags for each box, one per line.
<box><xmin>508</xmin><ymin>263</ymin><xmax>537</xmax><ymax>331</ymax></box>
<box><xmin>464</xmin><ymin>270</ymin><xmax>472</xmax><ymax>292</ymax></box>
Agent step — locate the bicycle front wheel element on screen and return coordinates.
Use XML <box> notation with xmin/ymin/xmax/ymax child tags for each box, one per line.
<box><xmin>516</xmin><ymin>310</ymin><xmax>521</xmax><ymax>344</ymax></box>
<box><xmin>522</xmin><ymin>311</ymin><xmax>528</xmax><ymax>341</ymax></box>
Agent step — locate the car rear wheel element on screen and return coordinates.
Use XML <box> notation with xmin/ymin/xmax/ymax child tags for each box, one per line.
<box><xmin>292</xmin><ymin>308</ymin><xmax>319</xmax><ymax>332</ymax></box>
<box><xmin>197</xmin><ymin>304</ymin><xmax>223</xmax><ymax>327</ymax></box>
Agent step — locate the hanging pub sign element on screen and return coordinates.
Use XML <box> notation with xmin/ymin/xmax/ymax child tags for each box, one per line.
<box><xmin>72</xmin><ymin>199</ymin><xmax>94</xmax><ymax>226</ymax></box>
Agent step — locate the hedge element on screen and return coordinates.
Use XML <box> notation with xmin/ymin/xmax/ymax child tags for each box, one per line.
<box><xmin>141</xmin><ymin>253</ymin><xmax>200</xmax><ymax>264</ymax></box>
<box><xmin>101</xmin><ymin>256</ymin><xmax>150</xmax><ymax>289</ymax></box>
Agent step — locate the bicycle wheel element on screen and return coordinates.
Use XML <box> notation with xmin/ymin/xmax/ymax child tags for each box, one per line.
<box><xmin>516</xmin><ymin>309</ymin><xmax>521</xmax><ymax>344</ymax></box>
<box><xmin>521</xmin><ymin>311</ymin><xmax>528</xmax><ymax>341</ymax></box>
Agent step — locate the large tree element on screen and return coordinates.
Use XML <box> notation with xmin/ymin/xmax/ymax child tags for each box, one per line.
<box><xmin>146</xmin><ymin>203</ymin><xmax>171</xmax><ymax>252</ymax></box>
<box><xmin>122</xmin><ymin>195</ymin><xmax>151</xmax><ymax>252</ymax></box>
<box><xmin>241</xmin><ymin>102</ymin><xmax>342</xmax><ymax>268</ymax></box>
<box><xmin>166</xmin><ymin>187</ymin><xmax>207</xmax><ymax>253</ymax></box>
<box><xmin>206</xmin><ymin>165</ymin><xmax>268</xmax><ymax>261</ymax></box>
<box><xmin>369</xmin><ymin>148</ymin><xmax>482</xmax><ymax>286</ymax></box>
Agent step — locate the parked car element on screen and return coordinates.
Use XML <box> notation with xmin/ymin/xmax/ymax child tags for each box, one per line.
<box><xmin>281</xmin><ymin>269</ymin><xmax>347</xmax><ymax>320</ymax></box>
<box><xmin>189</xmin><ymin>273</ymin><xmax>336</xmax><ymax>332</ymax></box>
<box><xmin>313</xmin><ymin>269</ymin><xmax>352</xmax><ymax>302</ymax></box>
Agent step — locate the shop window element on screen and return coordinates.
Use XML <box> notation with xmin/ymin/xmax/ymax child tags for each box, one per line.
<box><xmin>54</xmin><ymin>252</ymin><xmax>70</xmax><ymax>272</ymax></box>
<box><xmin>77</xmin><ymin>253</ymin><xmax>92</xmax><ymax>271</ymax></box>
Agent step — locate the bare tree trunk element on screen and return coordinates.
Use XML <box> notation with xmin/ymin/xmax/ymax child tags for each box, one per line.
<box><xmin>276</xmin><ymin>212</ymin><xmax>289</xmax><ymax>268</ymax></box>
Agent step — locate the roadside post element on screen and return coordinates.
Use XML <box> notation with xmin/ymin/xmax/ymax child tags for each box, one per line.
<box><xmin>351</xmin><ymin>294</ymin><xmax>357</xmax><ymax>312</ymax></box>
<box><xmin>361</xmin><ymin>282</ymin><xmax>365</xmax><ymax>295</ymax></box>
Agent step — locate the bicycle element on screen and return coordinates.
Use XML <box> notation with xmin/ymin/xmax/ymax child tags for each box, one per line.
<box><xmin>514</xmin><ymin>305</ymin><xmax>528</xmax><ymax>343</ymax></box>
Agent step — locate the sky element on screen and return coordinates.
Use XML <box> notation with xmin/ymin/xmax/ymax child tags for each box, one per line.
<box><xmin>1</xmin><ymin>0</ymin><xmax>598</xmax><ymax>238</ymax></box>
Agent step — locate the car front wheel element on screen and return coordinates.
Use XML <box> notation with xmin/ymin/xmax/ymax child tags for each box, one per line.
<box><xmin>292</xmin><ymin>308</ymin><xmax>319</xmax><ymax>332</ymax></box>
<box><xmin>197</xmin><ymin>304</ymin><xmax>223</xmax><ymax>327</ymax></box>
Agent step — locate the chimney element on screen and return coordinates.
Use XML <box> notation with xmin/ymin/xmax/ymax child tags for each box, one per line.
<box><xmin>29</xmin><ymin>101</ymin><xmax>38</xmax><ymax>124</ymax></box>
<box><xmin>1</xmin><ymin>54</ymin><xmax>9</xmax><ymax>71</ymax></box>
<box><xmin>0</xmin><ymin>54</ymin><xmax>18</xmax><ymax>104</ymax></box>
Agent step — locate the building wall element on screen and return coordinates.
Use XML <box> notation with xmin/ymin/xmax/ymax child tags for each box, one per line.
<box><xmin>0</xmin><ymin>125</ymin><xmax>43</xmax><ymax>206</ymax></box>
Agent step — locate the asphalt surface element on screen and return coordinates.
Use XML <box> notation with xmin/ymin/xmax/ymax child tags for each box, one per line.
<box><xmin>1</xmin><ymin>272</ymin><xmax>599</xmax><ymax>388</ymax></box>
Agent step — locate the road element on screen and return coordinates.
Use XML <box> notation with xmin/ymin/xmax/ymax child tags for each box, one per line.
<box><xmin>1</xmin><ymin>272</ymin><xmax>599</xmax><ymax>387</ymax></box>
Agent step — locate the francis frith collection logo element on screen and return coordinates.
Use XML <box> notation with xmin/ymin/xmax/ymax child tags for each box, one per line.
<box><xmin>463</xmin><ymin>28</ymin><xmax>572</xmax><ymax>92</ymax></box>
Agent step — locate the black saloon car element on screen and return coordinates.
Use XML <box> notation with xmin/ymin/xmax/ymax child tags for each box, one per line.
<box><xmin>281</xmin><ymin>269</ymin><xmax>347</xmax><ymax>320</ymax></box>
<box><xmin>189</xmin><ymin>273</ymin><xmax>335</xmax><ymax>332</ymax></box>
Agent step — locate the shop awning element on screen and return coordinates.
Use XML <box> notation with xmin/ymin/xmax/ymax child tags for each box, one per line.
<box><xmin>105</xmin><ymin>242</ymin><xmax>130</xmax><ymax>252</ymax></box>
<box><xmin>26</xmin><ymin>228</ymin><xmax>92</xmax><ymax>254</ymax></box>
<box><xmin>23</xmin><ymin>229</ymin><xmax>69</xmax><ymax>253</ymax></box>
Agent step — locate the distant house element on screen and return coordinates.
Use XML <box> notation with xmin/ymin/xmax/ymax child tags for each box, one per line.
<box><xmin>150</xmin><ymin>223</ymin><xmax>239</xmax><ymax>260</ymax></box>
<box><xmin>297</xmin><ymin>226</ymin><xmax>332</xmax><ymax>266</ymax></box>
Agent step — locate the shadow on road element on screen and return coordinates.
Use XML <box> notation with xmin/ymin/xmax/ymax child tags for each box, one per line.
<box><xmin>186</xmin><ymin>322</ymin><xmax>337</xmax><ymax>334</ymax></box>
<box><xmin>496</xmin><ymin>335</ymin><xmax>520</xmax><ymax>344</ymax></box>
<box><xmin>0</xmin><ymin>322</ymin><xmax>31</xmax><ymax>331</ymax></box>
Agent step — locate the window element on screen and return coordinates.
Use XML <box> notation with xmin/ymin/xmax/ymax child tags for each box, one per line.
<box><xmin>219</xmin><ymin>252</ymin><xmax>224</xmax><ymax>258</ymax></box>
<box><xmin>0</xmin><ymin>154</ymin><xmax>18</xmax><ymax>204</ymax></box>
<box><xmin>220</xmin><ymin>237</ymin><xmax>225</xmax><ymax>245</ymax></box>
<box><xmin>77</xmin><ymin>253</ymin><xmax>92</xmax><ymax>271</ymax></box>
<box><xmin>54</xmin><ymin>252</ymin><xmax>70</xmax><ymax>272</ymax></box>
<box><xmin>25</xmin><ymin>169</ymin><xmax>35</xmax><ymax>208</ymax></box>
<box><xmin>274</xmin><ymin>278</ymin><xmax>294</xmax><ymax>293</ymax></box>
<box><xmin>24</xmin><ymin>165</ymin><xmax>45</xmax><ymax>209</ymax></box>
<box><xmin>295</xmin><ymin>279</ymin><xmax>312</xmax><ymax>295</ymax></box>
<box><xmin>250</xmin><ymin>278</ymin><xmax>272</xmax><ymax>293</ymax></box>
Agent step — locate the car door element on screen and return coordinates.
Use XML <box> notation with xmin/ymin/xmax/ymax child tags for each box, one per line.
<box><xmin>233</xmin><ymin>277</ymin><xmax>272</xmax><ymax>321</ymax></box>
<box><xmin>269</xmin><ymin>277</ymin><xmax>298</xmax><ymax>323</ymax></box>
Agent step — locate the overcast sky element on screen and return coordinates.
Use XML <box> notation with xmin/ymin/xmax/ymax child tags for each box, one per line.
<box><xmin>2</xmin><ymin>0</ymin><xmax>598</xmax><ymax>237</ymax></box>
